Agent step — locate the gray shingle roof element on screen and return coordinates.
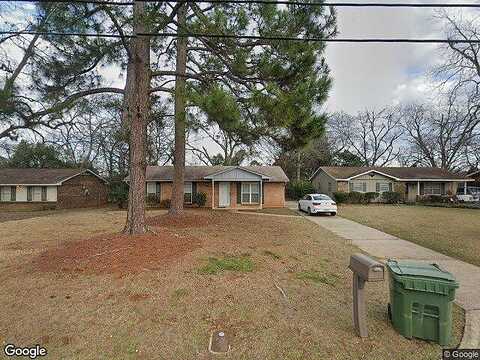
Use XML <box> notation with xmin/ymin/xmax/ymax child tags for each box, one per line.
<box><xmin>0</xmin><ymin>168</ymin><xmax>102</xmax><ymax>185</ymax></box>
<box><xmin>145</xmin><ymin>166</ymin><xmax>289</xmax><ymax>182</ymax></box>
<box><xmin>317</xmin><ymin>166</ymin><xmax>470</xmax><ymax>181</ymax></box>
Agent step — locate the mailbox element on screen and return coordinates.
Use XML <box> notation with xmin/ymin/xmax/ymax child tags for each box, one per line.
<box><xmin>349</xmin><ymin>254</ymin><xmax>384</xmax><ymax>282</ymax></box>
<box><xmin>349</xmin><ymin>253</ymin><xmax>385</xmax><ymax>338</ymax></box>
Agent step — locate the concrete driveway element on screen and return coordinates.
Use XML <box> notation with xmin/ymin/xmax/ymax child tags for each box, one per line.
<box><xmin>286</xmin><ymin>201</ymin><xmax>480</xmax><ymax>347</ymax></box>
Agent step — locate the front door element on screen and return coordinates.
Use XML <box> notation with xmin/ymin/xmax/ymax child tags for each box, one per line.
<box><xmin>219</xmin><ymin>182</ymin><xmax>230</xmax><ymax>207</ymax></box>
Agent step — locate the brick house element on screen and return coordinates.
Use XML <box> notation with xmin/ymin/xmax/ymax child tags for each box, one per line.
<box><xmin>140</xmin><ymin>165</ymin><xmax>289</xmax><ymax>209</ymax></box>
<box><xmin>0</xmin><ymin>168</ymin><xmax>108</xmax><ymax>210</ymax></box>
<box><xmin>311</xmin><ymin>166</ymin><xmax>473</xmax><ymax>202</ymax></box>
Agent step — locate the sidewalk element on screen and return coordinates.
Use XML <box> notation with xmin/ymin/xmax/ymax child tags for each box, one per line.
<box><xmin>286</xmin><ymin>202</ymin><xmax>480</xmax><ymax>347</ymax></box>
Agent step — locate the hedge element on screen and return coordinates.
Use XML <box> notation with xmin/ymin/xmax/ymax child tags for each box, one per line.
<box><xmin>333</xmin><ymin>191</ymin><xmax>401</xmax><ymax>204</ymax></box>
<box><xmin>286</xmin><ymin>180</ymin><xmax>316</xmax><ymax>200</ymax></box>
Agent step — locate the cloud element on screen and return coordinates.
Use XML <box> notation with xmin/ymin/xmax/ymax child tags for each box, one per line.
<box><xmin>324</xmin><ymin>5</ymin><xmax>446</xmax><ymax>113</ymax></box>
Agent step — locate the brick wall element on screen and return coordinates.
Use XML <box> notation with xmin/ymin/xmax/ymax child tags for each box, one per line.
<box><xmin>0</xmin><ymin>202</ymin><xmax>56</xmax><ymax>211</ymax></box>
<box><xmin>263</xmin><ymin>182</ymin><xmax>285</xmax><ymax>208</ymax></box>
<box><xmin>57</xmin><ymin>174</ymin><xmax>108</xmax><ymax>209</ymax></box>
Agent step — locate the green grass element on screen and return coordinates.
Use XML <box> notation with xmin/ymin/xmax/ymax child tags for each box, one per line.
<box><xmin>296</xmin><ymin>270</ymin><xmax>337</xmax><ymax>286</ymax></box>
<box><xmin>198</xmin><ymin>255</ymin><xmax>254</xmax><ymax>275</ymax></box>
<box><xmin>172</xmin><ymin>288</ymin><xmax>188</xmax><ymax>301</ymax></box>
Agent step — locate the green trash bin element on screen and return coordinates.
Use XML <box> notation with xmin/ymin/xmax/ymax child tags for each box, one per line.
<box><xmin>386</xmin><ymin>260</ymin><xmax>459</xmax><ymax>346</ymax></box>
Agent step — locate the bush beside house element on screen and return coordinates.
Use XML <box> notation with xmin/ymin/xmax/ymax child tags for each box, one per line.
<box><xmin>286</xmin><ymin>180</ymin><xmax>316</xmax><ymax>200</ymax></box>
<box><xmin>333</xmin><ymin>191</ymin><xmax>402</xmax><ymax>204</ymax></box>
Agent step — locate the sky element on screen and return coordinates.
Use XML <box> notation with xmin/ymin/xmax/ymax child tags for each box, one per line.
<box><xmin>324</xmin><ymin>1</ymin><xmax>462</xmax><ymax>114</ymax></box>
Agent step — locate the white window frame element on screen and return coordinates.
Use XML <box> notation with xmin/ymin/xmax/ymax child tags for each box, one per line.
<box><xmin>424</xmin><ymin>183</ymin><xmax>442</xmax><ymax>195</ymax></box>
<box><xmin>241</xmin><ymin>182</ymin><xmax>260</xmax><ymax>204</ymax></box>
<box><xmin>352</xmin><ymin>182</ymin><xmax>366</xmax><ymax>193</ymax></box>
<box><xmin>0</xmin><ymin>186</ymin><xmax>11</xmax><ymax>202</ymax></box>
<box><xmin>377</xmin><ymin>182</ymin><xmax>390</xmax><ymax>193</ymax></box>
<box><xmin>184</xmin><ymin>182</ymin><xmax>193</xmax><ymax>204</ymax></box>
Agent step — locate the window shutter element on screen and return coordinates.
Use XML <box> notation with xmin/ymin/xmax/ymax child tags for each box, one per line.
<box><xmin>156</xmin><ymin>182</ymin><xmax>161</xmax><ymax>195</ymax></box>
<box><xmin>41</xmin><ymin>186</ymin><xmax>47</xmax><ymax>201</ymax></box>
<box><xmin>376</xmin><ymin>183</ymin><xmax>380</xmax><ymax>193</ymax></box>
<box><xmin>27</xmin><ymin>187</ymin><xmax>32</xmax><ymax>201</ymax></box>
<box><xmin>11</xmin><ymin>186</ymin><xmax>16</xmax><ymax>201</ymax></box>
<box><xmin>389</xmin><ymin>183</ymin><xmax>393</xmax><ymax>192</ymax></box>
<box><xmin>192</xmin><ymin>182</ymin><xmax>197</xmax><ymax>196</ymax></box>
<box><xmin>237</xmin><ymin>183</ymin><xmax>242</xmax><ymax>204</ymax></box>
<box><xmin>362</xmin><ymin>182</ymin><xmax>367</xmax><ymax>193</ymax></box>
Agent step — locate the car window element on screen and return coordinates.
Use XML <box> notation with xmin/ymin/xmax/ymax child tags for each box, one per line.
<box><xmin>305</xmin><ymin>195</ymin><xmax>311</xmax><ymax>201</ymax></box>
<box><xmin>312</xmin><ymin>195</ymin><xmax>331</xmax><ymax>201</ymax></box>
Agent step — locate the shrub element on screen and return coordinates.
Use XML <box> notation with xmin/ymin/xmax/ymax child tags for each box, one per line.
<box><xmin>146</xmin><ymin>193</ymin><xmax>160</xmax><ymax>205</ymax></box>
<box><xmin>417</xmin><ymin>195</ymin><xmax>454</xmax><ymax>204</ymax></box>
<box><xmin>108</xmin><ymin>181</ymin><xmax>129</xmax><ymax>208</ymax></box>
<box><xmin>364</xmin><ymin>192</ymin><xmax>379</xmax><ymax>204</ymax></box>
<box><xmin>286</xmin><ymin>180</ymin><xmax>316</xmax><ymax>200</ymax></box>
<box><xmin>347</xmin><ymin>191</ymin><xmax>365</xmax><ymax>204</ymax></box>
<box><xmin>381</xmin><ymin>191</ymin><xmax>401</xmax><ymax>204</ymax></box>
<box><xmin>192</xmin><ymin>191</ymin><xmax>207</xmax><ymax>207</ymax></box>
<box><xmin>332</xmin><ymin>192</ymin><xmax>349</xmax><ymax>204</ymax></box>
<box><xmin>159</xmin><ymin>199</ymin><xmax>171</xmax><ymax>208</ymax></box>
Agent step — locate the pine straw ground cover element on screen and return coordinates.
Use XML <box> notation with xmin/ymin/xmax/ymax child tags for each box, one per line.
<box><xmin>0</xmin><ymin>209</ymin><xmax>464</xmax><ymax>360</ymax></box>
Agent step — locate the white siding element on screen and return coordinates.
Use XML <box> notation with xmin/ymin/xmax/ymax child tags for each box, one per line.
<box><xmin>211</xmin><ymin>168</ymin><xmax>262</xmax><ymax>181</ymax></box>
<box><xmin>16</xmin><ymin>186</ymin><xmax>28</xmax><ymax>201</ymax></box>
<box><xmin>46</xmin><ymin>186</ymin><xmax>57</xmax><ymax>202</ymax></box>
<box><xmin>312</xmin><ymin>170</ymin><xmax>337</xmax><ymax>196</ymax></box>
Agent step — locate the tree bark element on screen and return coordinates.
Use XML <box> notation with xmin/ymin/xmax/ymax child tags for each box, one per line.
<box><xmin>169</xmin><ymin>2</ymin><xmax>188</xmax><ymax>215</ymax></box>
<box><xmin>123</xmin><ymin>0</ymin><xmax>151</xmax><ymax>234</ymax></box>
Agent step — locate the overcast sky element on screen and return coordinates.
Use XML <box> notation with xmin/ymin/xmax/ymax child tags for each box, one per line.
<box><xmin>324</xmin><ymin>2</ymin><xmax>461</xmax><ymax>114</ymax></box>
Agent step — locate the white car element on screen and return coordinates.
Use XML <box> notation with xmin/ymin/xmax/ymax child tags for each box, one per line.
<box><xmin>298</xmin><ymin>194</ymin><xmax>337</xmax><ymax>216</ymax></box>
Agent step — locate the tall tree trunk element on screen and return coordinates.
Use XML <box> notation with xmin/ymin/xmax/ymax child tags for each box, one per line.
<box><xmin>169</xmin><ymin>2</ymin><xmax>188</xmax><ymax>215</ymax></box>
<box><xmin>296</xmin><ymin>151</ymin><xmax>301</xmax><ymax>181</ymax></box>
<box><xmin>123</xmin><ymin>0</ymin><xmax>151</xmax><ymax>234</ymax></box>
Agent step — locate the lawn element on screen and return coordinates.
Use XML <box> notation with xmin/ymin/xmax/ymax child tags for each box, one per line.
<box><xmin>0</xmin><ymin>208</ymin><xmax>463</xmax><ymax>359</ymax></box>
<box><xmin>339</xmin><ymin>204</ymin><xmax>480</xmax><ymax>267</ymax></box>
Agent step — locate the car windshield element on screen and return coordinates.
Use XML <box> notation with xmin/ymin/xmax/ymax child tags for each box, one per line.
<box><xmin>312</xmin><ymin>195</ymin><xmax>331</xmax><ymax>201</ymax></box>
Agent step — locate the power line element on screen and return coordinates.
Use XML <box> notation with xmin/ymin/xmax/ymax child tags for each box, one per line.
<box><xmin>5</xmin><ymin>0</ymin><xmax>480</xmax><ymax>8</ymax></box>
<box><xmin>2</xmin><ymin>30</ymin><xmax>480</xmax><ymax>43</ymax></box>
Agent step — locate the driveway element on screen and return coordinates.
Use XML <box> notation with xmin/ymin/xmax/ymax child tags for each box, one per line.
<box><xmin>286</xmin><ymin>201</ymin><xmax>480</xmax><ymax>347</ymax></box>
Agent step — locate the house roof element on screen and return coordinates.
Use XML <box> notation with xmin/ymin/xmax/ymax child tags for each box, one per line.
<box><xmin>315</xmin><ymin>166</ymin><xmax>472</xmax><ymax>181</ymax></box>
<box><xmin>0</xmin><ymin>168</ymin><xmax>106</xmax><ymax>185</ymax></box>
<box><xmin>467</xmin><ymin>169</ymin><xmax>480</xmax><ymax>178</ymax></box>
<box><xmin>144</xmin><ymin>166</ymin><xmax>289</xmax><ymax>182</ymax></box>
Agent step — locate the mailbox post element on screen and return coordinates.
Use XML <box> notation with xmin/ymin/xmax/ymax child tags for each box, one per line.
<box><xmin>349</xmin><ymin>254</ymin><xmax>385</xmax><ymax>338</ymax></box>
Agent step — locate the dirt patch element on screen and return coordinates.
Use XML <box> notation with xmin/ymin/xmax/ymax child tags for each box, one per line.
<box><xmin>129</xmin><ymin>293</ymin><xmax>150</xmax><ymax>302</ymax></box>
<box><xmin>33</xmin><ymin>232</ymin><xmax>201</xmax><ymax>276</ymax></box>
<box><xmin>146</xmin><ymin>211</ymin><xmax>219</xmax><ymax>228</ymax></box>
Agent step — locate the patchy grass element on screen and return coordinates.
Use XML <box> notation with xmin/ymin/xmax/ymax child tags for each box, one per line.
<box><xmin>198</xmin><ymin>255</ymin><xmax>254</xmax><ymax>274</ymax></box>
<box><xmin>296</xmin><ymin>270</ymin><xmax>337</xmax><ymax>286</ymax></box>
<box><xmin>0</xmin><ymin>208</ymin><xmax>464</xmax><ymax>359</ymax></box>
<box><xmin>263</xmin><ymin>250</ymin><xmax>282</xmax><ymax>259</ymax></box>
<box><xmin>244</xmin><ymin>207</ymin><xmax>301</xmax><ymax>216</ymax></box>
<box><xmin>340</xmin><ymin>204</ymin><xmax>480</xmax><ymax>267</ymax></box>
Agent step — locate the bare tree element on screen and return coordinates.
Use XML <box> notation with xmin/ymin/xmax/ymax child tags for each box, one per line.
<box><xmin>328</xmin><ymin>108</ymin><xmax>403</xmax><ymax>167</ymax></box>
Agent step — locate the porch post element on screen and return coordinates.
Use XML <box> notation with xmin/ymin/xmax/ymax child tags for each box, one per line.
<box><xmin>212</xmin><ymin>179</ymin><xmax>215</xmax><ymax>209</ymax></box>
<box><xmin>417</xmin><ymin>181</ymin><xmax>420</xmax><ymax>196</ymax></box>
<box><xmin>259</xmin><ymin>180</ymin><xmax>263</xmax><ymax>210</ymax></box>
<box><xmin>465</xmin><ymin>181</ymin><xmax>467</xmax><ymax>195</ymax></box>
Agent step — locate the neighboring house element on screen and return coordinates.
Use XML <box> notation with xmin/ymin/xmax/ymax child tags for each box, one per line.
<box><xmin>0</xmin><ymin>168</ymin><xmax>108</xmax><ymax>210</ymax></box>
<box><xmin>139</xmin><ymin>165</ymin><xmax>289</xmax><ymax>209</ymax></box>
<box><xmin>467</xmin><ymin>169</ymin><xmax>480</xmax><ymax>186</ymax></box>
<box><xmin>311</xmin><ymin>166</ymin><xmax>474</xmax><ymax>202</ymax></box>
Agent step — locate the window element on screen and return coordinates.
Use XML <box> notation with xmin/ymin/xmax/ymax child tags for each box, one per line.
<box><xmin>351</xmin><ymin>182</ymin><xmax>367</xmax><ymax>193</ymax></box>
<box><xmin>184</xmin><ymin>182</ymin><xmax>192</xmax><ymax>204</ymax></box>
<box><xmin>0</xmin><ymin>186</ymin><xmax>11</xmax><ymax>202</ymax></box>
<box><xmin>146</xmin><ymin>182</ymin><xmax>157</xmax><ymax>194</ymax></box>
<box><xmin>424</xmin><ymin>183</ymin><xmax>442</xmax><ymax>195</ymax></box>
<box><xmin>33</xmin><ymin>187</ymin><xmax>42</xmax><ymax>201</ymax></box>
<box><xmin>376</xmin><ymin>182</ymin><xmax>392</xmax><ymax>193</ymax></box>
<box><xmin>241</xmin><ymin>182</ymin><xmax>260</xmax><ymax>204</ymax></box>
<box><xmin>312</xmin><ymin>195</ymin><xmax>331</xmax><ymax>201</ymax></box>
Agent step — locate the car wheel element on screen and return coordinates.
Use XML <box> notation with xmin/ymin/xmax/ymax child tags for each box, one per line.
<box><xmin>308</xmin><ymin>207</ymin><xmax>312</xmax><ymax>216</ymax></box>
<box><xmin>331</xmin><ymin>212</ymin><xmax>337</xmax><ymax>216</ymax></box>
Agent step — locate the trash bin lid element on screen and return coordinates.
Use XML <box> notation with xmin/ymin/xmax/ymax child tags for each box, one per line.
<box><xmin>387</xmin><ymin>260</ymin><xmax>458</xmax><ymax>296</ymax></box>
<box><xmin>387</xmin><ymin>260</ymin><xmax>456</xmax><ymax>282</ymax></box>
